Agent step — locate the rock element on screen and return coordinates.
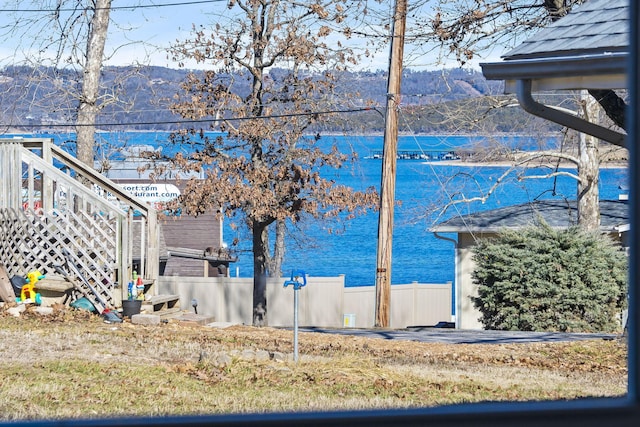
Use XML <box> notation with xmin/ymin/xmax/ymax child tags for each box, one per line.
<box><xmin>215</xmin><ymin>353</ymin><xmax>232</xmax><ymax>367</ymax></box>
<box><xmin>131</xmin><ymin>313</ymin><xmax>161</xmax><ymax>325</ymax></box>
<box><xmin>241</xmin><ymin>349</ymin><xmax>256</xmax><ymax>360</ymax></box>
<box><xmin>7</xmin><ymin>305</ymin><xmax>25</xmax><ymax>317</ymax></box>
<box><xmin>271</xmin><ymin>352</ymin><xmax>288</xmax><ymax>362</ymax></box>
<box><xmin>34</xmin><ymin>306</ymin><xmax>54</xmax><ymax>316</ymax></box>
<box><xmin>255</xmin><ymin>350</ymin><xmax>270</xmax><ymax>361</ymax></box>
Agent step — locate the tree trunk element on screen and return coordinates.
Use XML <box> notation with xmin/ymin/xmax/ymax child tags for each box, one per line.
<box><xmin>578</xmin><ymin>92</ymin><xmax>601</xmax><ymax>231</ymax></box>
<box><xmin>76</xmin><ymin>0</ymin><xmax>111</xmax><ymax>167</ymax></box>
<box><xmin>265</xmin><ymin>220</ymin><xmax>287</xmax><ymax>277</ymax></box>
<box><xmin>267</xmin><ymin>220</ymin><xmax>285</xmax><ymax>278</ymax></box>
<box><xmin>252</xmin><ymin>222</ymin><xmax>269</xmax><ymax>326</ymax></box>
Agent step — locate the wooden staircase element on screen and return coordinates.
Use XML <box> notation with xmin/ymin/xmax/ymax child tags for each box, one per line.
<box><xmin>0</xmin><ymin>138</ymin><xmax>168</xmax><ymax>313</ymax></box>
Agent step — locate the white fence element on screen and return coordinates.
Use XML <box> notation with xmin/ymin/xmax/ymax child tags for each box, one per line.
<box><xmin>158</xmin><ymin>276</ymin><xmax>452</xmax><ymax>328</ymax></box>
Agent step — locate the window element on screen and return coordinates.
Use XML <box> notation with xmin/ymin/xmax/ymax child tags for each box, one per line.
<box><xmin>3</xmin><ymin>3</ymin><xmax>638</xmax><ymax>427</ymax></box>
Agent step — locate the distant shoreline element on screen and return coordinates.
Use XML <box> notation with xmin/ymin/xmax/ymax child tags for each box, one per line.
<box><xmin>2</xmin><ymin>130</ymin><xmax>628</xmax><ymax>171</ymax></box>
<box><xmin>420</xmin><ymin>159</ymin><xmax>628</xmax><ymax>169</ymax></box>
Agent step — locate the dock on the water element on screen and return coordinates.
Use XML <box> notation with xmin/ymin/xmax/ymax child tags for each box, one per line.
<box><xmin>366</xmin><ymin>149</ymin><xmax>461</xmax><ymax>161</ymax></box>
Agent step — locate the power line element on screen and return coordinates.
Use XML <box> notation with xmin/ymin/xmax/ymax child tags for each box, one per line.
<box><xmin>0</xmin><ymin>0</ymin><xmax>226</xmax><ymax>13</ymax></box>
<box><xmin>0</xmin><ymin>106</ymin><xmax>376</xmax><ymax>128</ymax></box>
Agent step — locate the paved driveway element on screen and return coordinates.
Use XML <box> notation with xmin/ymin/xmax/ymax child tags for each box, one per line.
<box><xmin>298</xmin><ymin>326</ymin><xmax>619</xmax><ymax>344</ymax></box>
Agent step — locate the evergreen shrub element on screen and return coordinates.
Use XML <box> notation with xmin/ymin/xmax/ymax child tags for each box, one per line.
<box><xmin>472</xmin><ymin>223</ymin><xmax>627</xmax><ymax>332</ymax></box>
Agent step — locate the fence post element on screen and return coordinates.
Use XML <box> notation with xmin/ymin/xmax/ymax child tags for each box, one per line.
<box><xmin>40</xmin><ymin>139</ymin><xmax>55</xmax><ymax>213</ymax></box>
<box><xmin>145</xmin><ymin>208</ymin><xmax>159</xmax><ymax>294</ymax></box>
<box><xmin>0</xmin><ymin>139</ymin><xmax>22</xmax><ymax>210</ymax></box>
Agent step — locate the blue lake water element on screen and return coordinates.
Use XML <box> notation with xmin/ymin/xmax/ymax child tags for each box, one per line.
<box><xmin>14</xmin><ymin>132</ymin><xmax>629</xmax><ymax>296</ymax></box>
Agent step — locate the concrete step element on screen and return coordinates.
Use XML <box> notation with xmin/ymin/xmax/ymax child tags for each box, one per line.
<box><xmin>175</xmin><ymin>313</ymin><xmax>215</xmax><ymax>326</ymax></box>
<box><xmin>153</xmin><ymin>306</ymin><xmax>183</xmax><ymax>319</ymax></box>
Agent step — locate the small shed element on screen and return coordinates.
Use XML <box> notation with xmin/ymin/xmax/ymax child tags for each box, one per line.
<box><xmin>431</xmin><ymin>199</ymin><xmax>629</xmax><ymax>330</ymax></box>
<box><xmin>113</xmin><ymin>179</ymin><xmax>236</xmax><ymax>278</ymax></box>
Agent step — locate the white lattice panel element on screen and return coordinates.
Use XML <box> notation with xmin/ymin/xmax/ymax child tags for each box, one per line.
<box><xmin>0</xmin><ymin>207</ymin><xmax>117</xmax><ymax>310</ymax></box>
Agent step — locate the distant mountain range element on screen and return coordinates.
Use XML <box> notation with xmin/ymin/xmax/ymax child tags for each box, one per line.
<box><xmin>0</xmin><ymin>65</ymin><xmax>559</xmax><ymax>134</ymax></box>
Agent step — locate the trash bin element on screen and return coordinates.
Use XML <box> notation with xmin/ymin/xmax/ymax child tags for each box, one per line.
<box><xmin>122</xmin><ymin>299</ymin><xmax>142</xmax><ymax>318</ymax></box>
<box><xmin>343</xmin><ymin>314</ymin><xmax>356</xmax><ymax>328</ymax></box>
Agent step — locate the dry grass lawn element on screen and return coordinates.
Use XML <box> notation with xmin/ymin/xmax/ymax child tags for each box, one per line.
<box><xmin>0</xmin><ymin>305</ymin><xmax>628</xmax><ymax>421</ymax></box>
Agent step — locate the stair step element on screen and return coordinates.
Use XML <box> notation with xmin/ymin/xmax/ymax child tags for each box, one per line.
<box><xmin>148</xmin><ymin>294</ymin><xmax>180</xmax><ymax>305</ymax></box>
<box><xmin>141</xmin><ymin>294</ymin><xmax>180</xmax><ymax>313</ymax></box>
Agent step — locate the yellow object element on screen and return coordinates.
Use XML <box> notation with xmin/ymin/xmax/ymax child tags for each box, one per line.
<box><xmin>26</xmin><ymin>270</ymin><xmax>45</xmax><ymax>286</ymax></box>
<box><xmin>20</xmin><ymin>282</ymin><xmax>37</xmax><ymax>302</ymax></box>
<box><xmin>21</xmin><ymin>270</ymin><xmax>45</xmax><ymax>304</ymax></box>
<box><xmin>343</xmin><ymin>314</ymin><xmax>356</xmax><ymax>328</ymax></box>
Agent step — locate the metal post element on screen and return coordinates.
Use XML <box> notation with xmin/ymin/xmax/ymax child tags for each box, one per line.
<box><xmin>293</xmin><ymin>286</ymin><xmax>299</xmax><ymax>362</ymax></box>
<box><xmin>284</xmin><ymin>270</ymin><xmax>306</xmax><ymax>363</ymax></box>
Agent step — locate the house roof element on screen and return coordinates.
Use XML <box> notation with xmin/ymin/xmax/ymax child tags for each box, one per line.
<box><xmin>431</xmin><ymin>199</ymin><xmax>628</xmax><ymax>233</ymax></box>
<box><xmin>481</xmin><ymin>0</ymin><xmax>628</xmax><ymax>92</ymax></box>
<box><xmin>505</xmin><ymin>0</ymin><xmax>627</xmax><ymax>60</ymax></box>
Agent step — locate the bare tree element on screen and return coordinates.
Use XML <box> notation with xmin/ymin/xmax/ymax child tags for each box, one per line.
<box><xmin>423</xmin><ymin>0</ymin><xmax>627</xmax><ymax>130</ymax></box>
<box><xmin>76</xmin><ymin>0</ymin><xmax>111</xmax><ymax>166</ymax></box>
<box><xmin>422</xmin><ymin>83</ymin><xmax>628</xmax><ymax>232</ymax></box>
<box><xmin>166</xmin><ymin>0</ymin><xmax>378</xmax><ymax>326</ymax></box>
<box><xmin>0</xmin><ymin>1</ymin><xmax>177</xmax><ymax>168</ymax></box>
<box><xmin>0</xmin><ymin>0</ymin><xmax>113</xmax><ymax>166</ymax></box>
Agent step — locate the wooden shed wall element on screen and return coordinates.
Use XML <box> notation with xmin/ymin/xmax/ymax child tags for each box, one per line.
<box><xmin>114</xmin><ymin>179</ymin><xmax>226</xmax><ymax>277</ymax></box>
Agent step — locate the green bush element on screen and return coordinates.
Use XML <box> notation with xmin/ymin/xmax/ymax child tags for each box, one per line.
<box><xmin>472</xmin><ymin>223</ymin><xmax>627</xmax><ymax>332</ymax></box>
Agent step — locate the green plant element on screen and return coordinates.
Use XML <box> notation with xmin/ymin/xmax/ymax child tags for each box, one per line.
<box><xmin>472</xmin><ymin>222</ymin><xmax>628</xmax><ymax>332</ymax></box>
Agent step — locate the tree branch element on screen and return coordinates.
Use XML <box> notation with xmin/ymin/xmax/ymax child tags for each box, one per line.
<box><xmin>433</xmin><ymin>150</ymin><xmax>582</xmax><ymax>224</ymax></box>
<box><xmin>588</xmin><ymin>89</ymin><xmax>627</xmax><ymax>131</ymax></box>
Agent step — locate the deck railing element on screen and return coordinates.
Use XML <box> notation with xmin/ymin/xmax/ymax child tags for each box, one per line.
<box><xmin>0</xmin><ymin>137</ymin><xmax>159</xmax><ymax>309</ymax></box>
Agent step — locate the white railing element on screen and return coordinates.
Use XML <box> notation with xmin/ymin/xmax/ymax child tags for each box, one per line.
<box><xmin>0</xmin><ymin>137</ymin><xmax>159</xmax><ymax>308</ymax></box>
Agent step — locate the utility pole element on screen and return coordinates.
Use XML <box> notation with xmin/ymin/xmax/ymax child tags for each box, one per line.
<box><xmin>375</xmin><ymin>0</ymin><xmax>406</xmax><ymax>328</ymax></box>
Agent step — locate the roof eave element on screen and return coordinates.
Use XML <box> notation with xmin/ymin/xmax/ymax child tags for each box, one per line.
<box><xmin>430</xmin><ymin>224</ymin><xmax>628</xmax><ymax>234</ymax></box>
<box><xmin>480</xmin><ymin>53</ymin><xmax>628</xmax><ymax>92</ymax></box>
<box><xmin>429</xmin><ymin>227</ymin><xmax>498</xmax><ymax>233</ymax></box>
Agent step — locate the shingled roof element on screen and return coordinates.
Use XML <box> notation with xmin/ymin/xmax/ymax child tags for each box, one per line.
<box><xmin>505</xmin><ymin>0</ymin><xmax>628</xmax><ymax>60</ymax></box>
<box><xmin>481</xmin><ymin>0</ymin><xmax>628</xmax><ymax>91</ymax></box>
<box><xmin>480</xmin><ymin>0</ymin><xmax>628</xmax><ymax>146</ymax></box>
<box><xmin>431</xmin><ymin>199</ymin><xmax>628</xmax><ymax>233</ymax></box>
